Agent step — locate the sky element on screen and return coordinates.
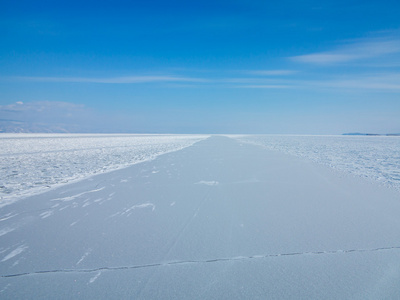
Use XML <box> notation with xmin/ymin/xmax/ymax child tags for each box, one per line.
<box><xmin>0</xmin><ymin>0</ymin><xmax>399</xmax><ymax>134</ymax></box>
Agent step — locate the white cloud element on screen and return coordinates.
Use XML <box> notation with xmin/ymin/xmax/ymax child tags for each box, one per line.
<box><xmin>237</xmin><ymin>85</ymin><xmax>292</xmax><ymax>89</ymax></box>
<box><xmin>293</xmin><ymin>54</ymin><xmax>354</xmax><ymax>64</ymax></box>
<box><xmin>10</xmin><ymin>75</ymin><xmax>205</xmax><ymax>84</ymax></box>
<box><xmin>227</xmin><ymin>72</ymin><xmax>400</xmax><ymax>91</ymax></box>
<box><xmin>245</xmin><ymin>70</ymin><xmax>297</xmax><ymax>76</ymax></box>
<box><xmin>291</xmin><ymin>35</ymin><xmax>400</xmax><ymax>65</ymax></box>
<box><xmin>316</xmin><ymin>74</ymin><xmax>400</xmax><ymax>90</ymax></box>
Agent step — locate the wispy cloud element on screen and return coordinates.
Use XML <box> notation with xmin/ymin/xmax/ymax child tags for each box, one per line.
<box><xmin>216</xmin><ymin>77</ymin><xmax>295</xmax><ymax>89</ymax></box>
<box><xmin>291</xmin><ymin>35</ymin><xmax>400</xmax><ymax>65</ymax></box>
<box><xmin>229</xmin><ymin>73</ymin><xmax>400</xmax><ymax>91</ymax></box>
<box><xmin>237</xmin><ymin>85</ymin><xmax>293</xmax><ymax>89</ymax></box>
<box><xmin>316</xmin><ymin>73</ymin><xmax>400</xmax><ymax>90</ymax></box>
<box><xmin>4</xmin><ymin>69</ymin><xmax>400</xmax><ymax>92</ymax></box>
<box><xmin>245</xmin><ymin>70</ymin><xmax>297</xmax><ymax>76</ymax></box>
<box><xmin>4</xmin><ymin>73</ymin><xmax>296</xmax><ymax>89</ymax></box>
<box><xmin>8</xmin><ymin>75</ymin><xmax>205</xmax><ymax>84</ymax></box>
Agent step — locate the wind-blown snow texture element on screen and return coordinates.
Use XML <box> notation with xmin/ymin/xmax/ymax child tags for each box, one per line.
<box><xmin>1</xmin><ymin>136</ymin><xmax>400</xmax><ymax>299</ymax></box>
<box><xmin>232</xmin><ymin>135</ymin><xmax>400</xmax><ymax>191</ymax></box>
<box><xmin>0</xmin><ymin>134</ymin><xmax>209</xmax><ymax>206</ymax></box>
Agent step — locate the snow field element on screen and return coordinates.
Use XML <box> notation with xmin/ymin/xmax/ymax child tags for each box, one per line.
<box><xmin>232</xmin><ymin>135</ymin><xmax>400</xmax><ymax>191</ymax></box>
<box><xmin>0</xmin><ymin>134</ymin><xmax>209</xmax><ymax>206</ymax></box>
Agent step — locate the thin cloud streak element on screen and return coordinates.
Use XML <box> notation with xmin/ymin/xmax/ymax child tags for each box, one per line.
<box><xmin>317</xmin><ymin>75</ymin><xmax>400</xmax><ymax>90</ymax></box>
<box><xmin>291</xmin><ymin>36</ymin><xmax>400</xmax><ymax>65</ymax></box>
<box><xmin>4</xmin><ymin>71</ymin><xmax>400</xmax><ymax>92</ymax></box>
<box><xmin>237</xmin><ymin>85</ymin><xmax>293</xmax><ymax>89</ymax></box>
<box><xmin>285</xmin><ymin>73</ymin><xmax>400</xmax><ymax>91</ymax></box>
<box><xmin>245</xmin><ymin>70</ymin><xmax>298</xmax><ymax>76</ymax></box>
<box><xmin>325</xmin><ymin>81</ymin><xmax>400</xmax><ymax>90</ymax></box>
<box><xmin>231</xmin><ymin>73</ymin><xmax>400</xmax><ymax>91</ymax></box>
<box><xmin>9</xmin><ymin>76</ymin><xmax>206</xmax><ymax>84</ymax></box>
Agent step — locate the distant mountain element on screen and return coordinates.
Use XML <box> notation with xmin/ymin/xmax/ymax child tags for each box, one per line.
<box><xmin>342</xmin><ymin>133</ymin><xmax>368</xmax><ymax>136</ymax></box>
<box><xmin>0</xmin><ymin>120</ymin><xmax>75</xmax><ymax>133</ymax></box>
<box><xmin>343</xmin><ymin>133</ymin><xmax>400</xmax><ymax>136</ymax></box>
<box><xmin>0</xmin><ymin>120</ymin><xmax>146</xmax><ymax>134</ymax></box>
<box><xmin>0</xmin><ymin>101</ymin><xmax>102</xmax><ymax>134</ymax></box>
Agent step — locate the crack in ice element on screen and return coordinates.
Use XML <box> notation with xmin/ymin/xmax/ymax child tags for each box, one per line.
<box><xmin>2</xmin><ymin>246</ymin><xmax>400</xmax><ymax>278</ymax></box>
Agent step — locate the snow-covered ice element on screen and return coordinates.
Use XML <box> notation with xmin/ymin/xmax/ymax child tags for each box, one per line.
<box><xmin>0</xmin><ymin>134</ymin><xmax>209</xmax><ymax>207</ymax></box>
<box><xmin>89</xmin><ymin>271</ymin><xmax>102</xmax><ymax>284</ymax></box>
<box><xmin>195</xmin><ymin>180</ymin><xmax>219</xmax><ymax>186</ymax></box>
<box><xmin>1</xmin><ymin>135</ymin><xmax>400</xmax><ymax>299</ymax></box>
<box><xmin>1</xmin><ymin>245</ymin><xmax>28</xmax><ymax>262</ymax></box>
<box><xmin>232</xmin><ymin>134</ymin><xmax>400</xmax><ymax>190</ymax></box>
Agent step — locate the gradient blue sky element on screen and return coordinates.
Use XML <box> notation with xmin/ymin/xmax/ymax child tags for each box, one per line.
<box><xmin>1</xmin><ymin>0</ymin><xmax>399</xmax><ymax>133</ymax></box>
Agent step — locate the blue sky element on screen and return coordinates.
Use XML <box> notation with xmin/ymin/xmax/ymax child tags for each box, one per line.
<box><xmin>1</xmin><ymin>0</ymin><xmax>399</xmax><ymax>133</ymax></box>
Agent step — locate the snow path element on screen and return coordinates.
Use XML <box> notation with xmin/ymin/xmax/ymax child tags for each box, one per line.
<box><xmin>1</xmin><ymin>136</ymin><xmax>400</xmax><ymax>299</ymax></box>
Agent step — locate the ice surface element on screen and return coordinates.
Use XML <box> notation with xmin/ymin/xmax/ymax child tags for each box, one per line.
<box><xmin>1</xmin><ymin>245</ymin><xmax>28</xmax><ymax>262</ymax></box>
<box><xmin>195</xmin><ymin>180</ymin><xmax>219</xmax><ymax>186</ymax></box>
<box><xmin>232</xmin><ymin>135</ymin><xmax>400</xmax><ymax>190</ymax></box>
<box><xmin>1</xmin><ymin>136</ymin><xmax>400</xmax><ymax>299</ymax></box>
<box><xmin>0</xmin><ymin>134</ymin><xmax>209</xmax><ymax>207</ymax></box>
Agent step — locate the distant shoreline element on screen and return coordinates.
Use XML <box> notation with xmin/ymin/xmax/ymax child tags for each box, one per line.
<box><xmin>343</xmin><ymin>133</ymin><xmax>400</xmax><ymax>136</ymax></box>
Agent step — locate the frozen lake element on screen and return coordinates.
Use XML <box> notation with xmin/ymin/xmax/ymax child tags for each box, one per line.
<box><xmin>1</xmin><ymin>135</ymin><xmax>400</xmax><ymax>299</ymax></box>
<box><xmin>233</xmin><ymin>135</ymin><xmax>400</xmax><ymax>191</ymax></box>
<box><xmin>0</xmin><ymin>134</ymin><xmax>209</xmax><ymax>207</ymax></box>
<box><xmin>1</xmin><ymin>134</ymin><xmax>399</xmax><ymax>208</ymax></box>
